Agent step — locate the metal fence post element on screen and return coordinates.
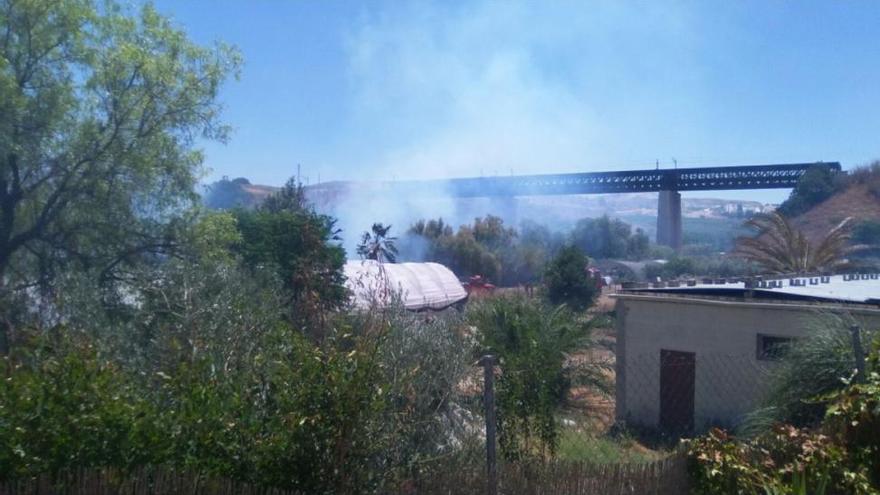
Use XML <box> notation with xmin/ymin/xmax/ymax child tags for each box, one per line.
<box><xmin>850</xmin><ymin>325</ymin><xmax>866</xmax><ymax>383</ymax></box>
<box><xmin>480</xmin><ymin>354</ymin><xmax>497</xmax><ymax>495</ymax></box>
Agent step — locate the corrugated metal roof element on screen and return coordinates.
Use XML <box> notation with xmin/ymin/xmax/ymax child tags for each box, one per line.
<box><xmin>343</xmin><ymin>260</ymin><xmax>467</xmax><ymax>310</ymax></box>
<box><xmin>629</xmin><ymin>274</ymin><xmax>880</xmax><ymax>304</ymax></box>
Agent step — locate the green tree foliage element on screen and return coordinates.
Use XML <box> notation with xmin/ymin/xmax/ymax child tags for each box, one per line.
<box><xmin>744</xmin><ymin>315</ymin><xmax>877</xmax><ymax>430</ymax></box>
<box><xmin>225</xmin><ymin>177</ymin><xmax>346</xmax><ymax>332</ymax></box>
<box><xmin>260</xmin><ymin>177</ymin><xmax>308</xmax><ymax>214</ymax></box>
<box><xmin>0</xmin><ymin>264</ymin><xmax>477</xmax><ymax>493</ymax></box>
<box><xmin>853</xmin><ymin>220</ymin><xmax>880</xmax><ymax>247</ymax></box>
<box><xmin>403</xmin><ymin>214</ymin><xmax>651</xmax><ymax>285</ymax></box>
<box><xmin>0</xmin><ymin>326</ymin><xmax>388</xmax><ymax>493</ymax></box>
<box><xmin>0</xmin><ymin>0</ymin><xmax>239</xmax><ymax>291</ymax></box>
<box><xmin>233</xmin><ymin>207</ymin><xmax>346</xmax><ymax>331</ymax></box>
<box><xmin>824</xmin><ymin>361</ymin><xmax>880</xmax><ymax>489</ymax></box>
<box><xmin>543</xmin><ymin>245</ymin><xmax>598</xmax><ymax>312</ymax></box>
<box><xmin>190</xmin><ymin>211</ymin><xmax>243</xmax><ymax>264</ymax></box>
<box><xmin>402</xmin><ymin>216</ymin><xmax>566</xmax><ymax>286</ymax></box>
<box><xmin>402</xmin><ymin>217</ymin><xmax>504</xmax><ymax>282</ymax></box>
<box><xmin>203</xmin><ymin>177</ymin><xmax>260</xmax><ymax>210</ymax></box>
<box><xmin>570</xmin><ymin>215</ymin><xmax>649</xmax><ymax>260</ymax></box>
<box><xmin>777</xmin><ymin>165</ymin><xmax>839</xmax><ymax>218</ymax></box>
<box><xmin>467</xmin><ymin>295</ymin><xmax>605</xmax><ymax>460</ymax></box>
<box><xmin>688</xmin><ymin>426</ymin><xmax>874</xmax><ymax>494</ymax></box>
<box><xmin>689</xmin><ymin>333</ymin><xmax>880</xmax><ymax>494</ymax></box>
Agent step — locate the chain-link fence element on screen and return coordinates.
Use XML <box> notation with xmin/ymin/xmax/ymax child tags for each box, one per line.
<box><xmin>616</xmin><ymin>323</ymin><xmax>873</xmax><ymax>439</ymax></box>
<box><xmin>618</xmin><ymin>352</ymin><xmax>774</xmax><ymax>436</ymax></box>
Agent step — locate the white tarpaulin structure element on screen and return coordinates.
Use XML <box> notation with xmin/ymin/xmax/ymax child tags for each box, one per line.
<box><xmin>343</xmin><ymin>260</ymin><xmax>467</xmax><ymax>311</ymax></box>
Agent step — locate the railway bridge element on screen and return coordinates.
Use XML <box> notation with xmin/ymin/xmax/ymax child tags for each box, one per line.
<box><xmin>309</xmin><ymin>162</ymin><xmax>841</xmax><ymax>250</ymax></box>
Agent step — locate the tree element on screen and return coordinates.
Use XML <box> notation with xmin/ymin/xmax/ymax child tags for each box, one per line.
<box><xmin>471</xmin><ymin>215</ymin><xmax>516</xmax><ymax>252</ymax></box>
<box><xmin>627</xmin><ymin>227</ymin><xmax>650</xmax><ymax>260</ymax></box>
<box><xmin>734</xmin><ymin>211</ymin><xmax>858</xmax><ymax>274</ymax></box>
<box><xmin>776</xmin><ymin>166</ymin><xmax>838</xmax><ymax>218</ymax></box>
<box><xmin>543</xmin><ymin>245</ymin><xmax>597</xmax><ymax>311</ymax></box>
<box><xmin>260</xmin><ymin>177</ymin><xmax>308</xmax><ymax>214</ymax></box>
<box><xmin>0</xmin><ymin>1</ymin><xmax>239</xmax><ymax>348</ymax></box>
<box><xmin>467</xmin><ymin>294</ymin><xmax>603</xmax><ymax>459</ymax></box>
<box><xmin>203</xmin><ymin>177</ymin><xmax>260</xmax><ymax>210</ymax></box>
<box><xmin>233</xmin><ymin>206</ymin><xmax>346</xmax><ymax>331</ymax></box>
<box><xmin>357</xmin><ymin>223</ymin><xmax>398</xmax><ymax>263</ymax></box>
<box><xmin>570</xmin><ymin>215</ymin><xmax>634</xmax><ymax>259</ymax></box>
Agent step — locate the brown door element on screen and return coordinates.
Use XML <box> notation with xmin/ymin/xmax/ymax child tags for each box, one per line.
<box><xmin>660</xmin><ymin>349</ymin><xmax>695</xmax><ymax>433</ymax></box>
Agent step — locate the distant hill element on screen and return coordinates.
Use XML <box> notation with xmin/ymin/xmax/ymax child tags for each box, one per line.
<box><xmin>792</xmin><ymin>183</ymin><xmax>880</xmax><ymax>244</ymax></box>
<box><xmin>203</xmin><ymin>177</ymin><xmax>278</xmax><ymax>209</ymax></box>
<box><xmin>783</xmin><ymin>162</ymin><xmax>880</xmax><ymax>245</ymax></box>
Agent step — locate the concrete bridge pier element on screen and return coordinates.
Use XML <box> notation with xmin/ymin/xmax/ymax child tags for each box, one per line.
<box><xmin>657</xmin><ymin>190</ymin><xmax>682</xmax><ymax>251</ymax></box>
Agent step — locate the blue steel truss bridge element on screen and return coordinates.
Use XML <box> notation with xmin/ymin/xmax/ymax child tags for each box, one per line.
<box><xmin>438</xmin><ymin>162</ymin><xmax>840</xmax><ymax>197</ymax></box>
<box><xmin>308</xmin><ymin>162</ymin><xmax>841</xmax><ymax>250</ymax></box>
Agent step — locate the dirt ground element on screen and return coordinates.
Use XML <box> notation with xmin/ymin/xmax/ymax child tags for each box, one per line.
<box><xmin>566</xmin><ymin>286</ymin><xmax>619</xmax><ymax>432</ymax></box>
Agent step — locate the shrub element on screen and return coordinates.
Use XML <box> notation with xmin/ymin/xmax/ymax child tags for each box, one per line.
<box><xmin>687</xmin><ymin>426</ymin><xmax>865</xmax><ymax>495</ymax></box>
<box><xmin>467</xmin><ymin>294</ymin><xmax>604</xmax><ymax>460</ymax></box>
<box><xmin>748</xmin><ymin>314</ymin><xmax>877</xmax><ymax>429</ymax></box>
<box><xmin>689</xmin><ymin>332</ymin><xmax>880</xmax><ymax>495</ymax></box>
<box><xmin>823</xmin><ymin>340</ymin><xmax>880</xmax><ymax>489</ymax></box>
<box><xmin>0</xmin><ymin>335</ymin><xmax>164</xmax><ymax>479</ymax></box>
<box><xmin>543</xmin><ymin>245</ymin><xmax>598</xmax><ymax>311</ymax></box>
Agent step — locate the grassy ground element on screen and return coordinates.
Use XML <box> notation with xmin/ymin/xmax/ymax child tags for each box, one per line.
<box><xmin>556</xmin><ymin>293</ymin><xmax>671</xmax><ymax>465</ymax></box>
<box><xmin>557</xmin><ymin>428</ymin><xmax>666</xmax><ymax>464</ymax></box>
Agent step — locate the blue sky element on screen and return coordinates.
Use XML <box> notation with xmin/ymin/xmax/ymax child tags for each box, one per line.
<box><xmin>152</xmin><ymin>0</ymin><xmax>880</xmax><ymax>203</ymax></box>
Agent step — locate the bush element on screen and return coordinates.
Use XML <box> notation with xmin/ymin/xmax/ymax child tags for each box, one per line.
<box><xmin>687</xmin><ymin>426</ymin><xmax>867</xmax><ymax>495</ymax></box>
<box><xmin>467</xmin><ymin>294</ymin><xmax>605</xmax><ymax>460</ymax></box>
<box><xmin>748</xmin><ymin>315</ymin><xmax>877</xmax><ymax>429</ymax></box>
<box><xmin>689</xmin><ymin>331</ymin><xmax>880</xmax><ymax>495</ymax></box>
<box><xmin>0</xmin><ymin>269</ymin><xmax>478</xmax><ymax>494</ymax></box>
<box><xmin>543</xmin><ymin>245</ymin><xmax>598</xmax><ymax>311</ymax></box>
<box><xmin>0</xmin><ymin>337</ymin><xmax>164</xmax><ymax>478</ymax></box>
<box><xmin>823</xmin><ymin>337</ymin><xmax>880</xmax><ymax>489</ymax></box>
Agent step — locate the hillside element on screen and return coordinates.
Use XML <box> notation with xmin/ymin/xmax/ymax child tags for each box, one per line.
<box><xmin>202</xmin><ymin>177</ymin><xmax>279</xmax><ymax>209</ymax></box>
<box><xmin>792</xmin><ymin>183</ymin><xmax>880</xmax><ymax>244</ymax></box>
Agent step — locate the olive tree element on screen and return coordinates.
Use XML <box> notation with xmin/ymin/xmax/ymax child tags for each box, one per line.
<box><xmin>0</xmin><ymin>1</ymin><xmax>239</xmax><ymax>346</ymax></box>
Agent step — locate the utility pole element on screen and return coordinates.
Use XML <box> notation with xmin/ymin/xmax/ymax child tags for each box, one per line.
<box><xmin>480</xmin><ymin>354</ymin><xmax>497</xmax><ymax>495</ymax></box>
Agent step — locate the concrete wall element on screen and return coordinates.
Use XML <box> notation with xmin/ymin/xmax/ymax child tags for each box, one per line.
<box><xmin>614</xmin><ymin>294</ymin><xmax>880</xmax><ymax>431</ymax></box>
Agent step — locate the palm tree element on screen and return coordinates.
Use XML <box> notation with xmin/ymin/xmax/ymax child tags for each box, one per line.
<box><xmin>357</xmin><ymin>223</ymin><xmax>398</xmax><ymax>263</ymax></box>
<box><xmin>734</xmin><ymin>211</ymin><xmax>858</xmax><ymax>274</ymax></box>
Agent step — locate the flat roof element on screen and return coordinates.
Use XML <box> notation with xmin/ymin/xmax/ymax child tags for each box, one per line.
<box><xmin>621</xmin><ymin>274</ymin><xmax>880</xmax><ymax>305</ymax></box>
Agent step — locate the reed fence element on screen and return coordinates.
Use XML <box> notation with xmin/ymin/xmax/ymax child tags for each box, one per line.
<box><xmin>0</xmin><ymin>452</ymin><xmax>688</xmax><ymax>495</ymax></box>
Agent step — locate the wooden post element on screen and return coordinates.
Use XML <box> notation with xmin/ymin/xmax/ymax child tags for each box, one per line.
<box><xmin>850</xmin><ymin>325</ymin><xmax>866</xmax><ymax>383</ymax></box>
<box><xmin>480</xmin><ymin>354</ymin><xmax>497</xmax><ymax>495</ymax></box>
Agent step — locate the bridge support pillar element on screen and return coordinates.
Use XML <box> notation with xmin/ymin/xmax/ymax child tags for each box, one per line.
<box><xmin>657</xmin><ymin>190</ymin><xmax>682</xmax><ymax>251</ymax></box>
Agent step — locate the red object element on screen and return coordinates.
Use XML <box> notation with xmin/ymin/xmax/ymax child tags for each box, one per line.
<box><xmin>586</xmin><ymin>266</ymin><xmax>606</xmax><ymax>289</ymax></box>
<box><xmin>463</xmin><ymin>275</ymin><xmax>496</xmax><ymax>295</ymax></box>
